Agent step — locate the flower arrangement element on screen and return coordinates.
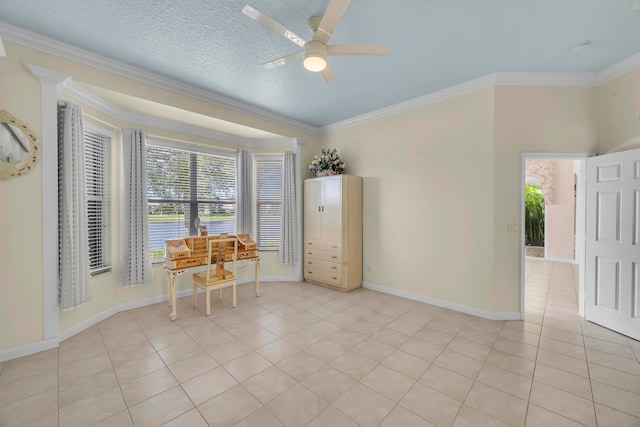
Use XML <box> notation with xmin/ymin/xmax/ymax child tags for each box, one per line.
<box><xmin>309</xmin><ymin>148</ymin><xmax>346</xmax><ymax>176</ymax></box>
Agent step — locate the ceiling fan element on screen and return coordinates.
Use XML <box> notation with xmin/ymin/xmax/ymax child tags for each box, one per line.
<box><xmin>242</xmin><ymin>0</ymin><xmax>388</xmax><ymax>83</ymax></box>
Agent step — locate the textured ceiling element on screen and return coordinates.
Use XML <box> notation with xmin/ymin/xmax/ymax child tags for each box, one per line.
<box><xmin>1</xmin><ymin>0</ymin><xmax>639</xmax><ymax>128</ymax></box>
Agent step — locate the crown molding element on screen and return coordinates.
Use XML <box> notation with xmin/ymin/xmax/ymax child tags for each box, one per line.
<box><xmin>321</xmin><ymin>74</ymin><xmax>498</xmax><ymax>134</ymax></box>
<box><xmin>321</xmin><ymin>54</ymin><xmax>640</xmax><ymax>134</ymax></box>
<box><xmin>26</xmin><ymin>63</ymin><xmax>69</xmax><ymax>85</ymax></box>
<box><xmin>322</xmin><ymin>70</ymin><xmax>604</xmax><ymax>134</ymax></box>
<box><xmin>0</xmin><ymin>21</ymin><xmax>321</xmax><ymax>135</ymax></box>
<box><xmin>59</xmin><ymin>79</ymin><xmax>295</xmax><ymax>147</ymax></box>
<box><xmin>592</xmin><ymin>52</ymin><xmax>640</xmax><ymax>86</ymax></box>
<box><xmin>3</xmin><ymin>20</ymin><xmax>640</xmax><ymax>137</ymax></box>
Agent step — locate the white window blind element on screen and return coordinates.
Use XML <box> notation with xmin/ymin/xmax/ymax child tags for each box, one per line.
<box><xmin>256</xmin><ymin>157</ymin><xmax>283</xmax><ymax>250</ymax></box>
<box><xmin>146</xmin><ymin>143</ymin><xmax>236</xmax><ymax>261</ymax></box>
<box><xmin>84</xmin><ymin>130</ymin><xmax>111</xmax><ymax>273</ymax></box>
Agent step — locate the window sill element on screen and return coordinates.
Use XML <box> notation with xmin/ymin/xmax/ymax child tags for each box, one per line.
<box><xmin>90</xmin><ymin>266</ymin><xmax>112</xmax><ymax>276</ymax></box>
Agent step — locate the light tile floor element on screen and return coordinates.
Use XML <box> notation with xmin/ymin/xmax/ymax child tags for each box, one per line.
<box><xmin>1</xmin><ymin>259</ymin><xmax>639</xmax><ymax>426</ymax></box>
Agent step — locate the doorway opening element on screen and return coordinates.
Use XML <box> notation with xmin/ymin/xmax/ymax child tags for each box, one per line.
<box><xmin>520</xmin><ymin>153</ymin><xmax>591</xmax><ymax>321</ymax></box>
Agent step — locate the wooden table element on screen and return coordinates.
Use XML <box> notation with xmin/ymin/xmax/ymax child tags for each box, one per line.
<box><xmin>164</xmin><ymin>257</ymin><xmax>260</xmax><ymax>320</ymax></box>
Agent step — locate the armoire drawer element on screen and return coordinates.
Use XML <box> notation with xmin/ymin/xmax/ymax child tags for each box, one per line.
<box><xmin>304</xmin><ymin>240</ymin><xmax>341</xmax><ymax>253</ymax></box>
<box><xmin>305</xmin><ymin>268</ymin><xmax>342</xmax><ymax>287</ymax></box>
<box><xmin>305</xmin><ymin>248</ymin><xmax>342</xmax><ymax>263</ymax></box>
<box><xmin>305</xmin><ymin>259</ymin><xmax>341</xmax><ymax>274</ymax></box>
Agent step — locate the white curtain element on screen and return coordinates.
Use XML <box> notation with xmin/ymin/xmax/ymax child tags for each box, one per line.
<box><xmin>278</xmin><ymin>151</ymin><xmax>298</xmax><ymax>264</ymax></box>
<box><xmin>58</xmin><ymin>101</ymin><xmax>91</xmax><ymax>309</ymax></box>
<box><xmin>121</xmin><ymin>128</ymin><xmax>152</xmax><ymax>286</ymax></box>
<box><xmin>236</xmin><ymin>149</ymin><xmax>254</xmax><ymax>236</ymax></box>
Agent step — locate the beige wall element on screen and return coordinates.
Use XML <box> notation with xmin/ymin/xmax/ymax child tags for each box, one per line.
<box><xmin>595</xmin><ymin>68</ymin><xmax>640</xmax><ymax>154</ymax></box>
<box><xmin>321</xmin><ymin>88</ymin><xmax>498</xmax><ymax>311</ymax></box>
<box><xmin>319</xmin><ymin>86</ymin><xmax>598</xmax><ymax>314</ymax></box>
<box><xmin>545</xmin><ymin>159</ymin><xmax>576</xmax><ymax>261</ymax></box>
<box><xmin>0</xmin><ymin>41</ymin><xmax>318</xmax><ymax>352</ymax></box>
<box><xmin>0</xmin><ymin>48</ymin><xmax>45</xmax><ymax>350</ymax></box>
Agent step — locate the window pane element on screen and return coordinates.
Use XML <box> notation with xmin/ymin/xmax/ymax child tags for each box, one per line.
<box><xmin>146</xmin><ymin>143</ymin><xmax>236</xmax><ymax>260</ymax></box>
<box><xmin>146</xmin><ymin>146</ymin><xmax>191</xmax><ymax>201</ymax></box>
<box><xmin>84</xmin><ymin>130</ymin><xmax>110</xmax><ymax>272</ymax></box>
<box><xmin>196</xmin><ymin>153</ymin><xmax>236</xmax><ymax>202</ymax></box>
<box><xmin>148</xmin><ymin>202</ymin><xmax>189</xmax><ymax>260</ymax></box>
<box><xmin>197</xmin><ymin>203</ymin><xmax>236</xmax><ymax>235</ymax></box>
<box><xmin>256</xmin><ymin>159</ymin><xmax>282</xmax><ymax>249</ymax></box>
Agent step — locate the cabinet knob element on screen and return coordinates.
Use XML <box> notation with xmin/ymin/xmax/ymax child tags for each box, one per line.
<box><xmin>331</xmin><ymin>256</ymin><xmax>337</xmax><ymax>259</ymax></box>
<box><xmin>332</xmin><ymin>266</ymin><xmax>337</xmax><ymax>269</ymax></box>
<box><xmin>332</xmin><ymin>277</ymin><xmax>337</xmax><ymax>280</ymax></box>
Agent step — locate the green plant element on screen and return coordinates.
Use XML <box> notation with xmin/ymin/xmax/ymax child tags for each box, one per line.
<box><xmin>525</xmin><ymin>184</ymin><xmax>545</xmax><ymax>246</ymax></box>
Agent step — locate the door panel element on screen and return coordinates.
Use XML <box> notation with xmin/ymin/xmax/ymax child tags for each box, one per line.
<box><xmin>321</xmin><ymin>177</ymin><xmax>342</xmax><ymax>240</ymax></box>
<box><xmin>585</xmin><ymin>148</ymin><xmax>640</xmax><ymax>340</ymax></box>
<box><xmin>596</xmin><ymin>191</ymin><xmax>621</xmax><ymax>242</ymax></box>
<box><xmin>595</xmin><ymin>257</ymin><xmax>619</xmax><ymax>310</ymax></box>
<box><xmin>304</xmin><ymin>180</ymin><xmax>323</xmax><ymax>239</ymax></box>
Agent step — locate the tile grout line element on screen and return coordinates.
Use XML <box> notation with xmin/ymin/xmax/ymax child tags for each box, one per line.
<box><xmin>99</xmin><ymin>314</ymin><xmax>136</xmax><ymax>426</ymax></box>
<box><xmin>522</xmin><ymin>265</ymin><xmax>548</xmax><ymax>427</ymax></box>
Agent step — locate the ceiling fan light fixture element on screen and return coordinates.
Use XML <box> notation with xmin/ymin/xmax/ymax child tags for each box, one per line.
<box><xmin>304</xmin><ymin>54</ymin><xmax>326</xmax><ymax>72</ymax></box>
<box><xmin>303</xmin><ymin>40</ymin><xmax>328</xmax><ymax>72</ymax></box>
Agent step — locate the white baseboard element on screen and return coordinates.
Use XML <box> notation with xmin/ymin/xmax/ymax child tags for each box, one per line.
<box><xmin>58</xmin><ymin>307</ymin><xmax>119</xmax><ymax>342</ymax></box>
<box><xmin>362</xmin><ymin>282</ymin><xmax>521</xmax><ymax>321</ymax></box>
<box><xmin>242</xmin><ymin>275</ymin><xmax>297</xmax><ymax>283</ymax></box>
<box><xmin>0</xmin><ymin>338</ymin><xmax>59</xmax><ymax>363</ymax></box>
<box><xmin>3</xmin><ymin>275</ymin><xmax>298</xmax><ymax>362</ymax></box>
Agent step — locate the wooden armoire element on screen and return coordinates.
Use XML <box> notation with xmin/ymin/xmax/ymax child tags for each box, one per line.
<box><xmin>303</xmin><ymin>174</ymin><xmax>362</xmax><ymax>291</ymax></box>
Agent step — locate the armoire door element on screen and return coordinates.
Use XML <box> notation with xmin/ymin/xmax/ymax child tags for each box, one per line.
<box><xmin>321</xmin><ymin>177</ymin><xmax>342</xmax><ymax>240</ymax></box>
<box><xmin>304</xmin><ymin>179</ymin><xmax>323</xmax><ymax>239</ymax></box>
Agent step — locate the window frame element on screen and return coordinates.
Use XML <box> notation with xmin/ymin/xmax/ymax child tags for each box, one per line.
<box><xmin>145</xmin><ymin>139</ymin><xmax>237</xmax><ymax>262</ymax></box>
<box><xmin>255</xmin><ymin>154</ymin><xmax>284</xmax><ymax>251</ymax></box>
<box><xmin>83</xmin><ymin>122</ymin><xmax>113</xmax><ymax>275</ymax></box>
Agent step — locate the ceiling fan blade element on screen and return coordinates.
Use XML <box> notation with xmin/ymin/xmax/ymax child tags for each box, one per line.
<box><xmin>327</xmin><ymin>44</ymin><xmax>389</xmax><ymax>56</ymax></box>
<box><xmin>313</xmin><ymin>0</ymin><xmax>350</xmax><ymax>44</ymax></box>
<box><xmin>262</xmin><ymin>51</ymin><xmax>304</xmax><ymax>69</ymax></box>
<box><xmin>242</xmin><ymin>4</ymin><xmax>306</xmax><ymax>48</ymax></box>
<box><xmin>322</xmin><ymin>63</ymin><xmax>336</xmax><ymax>83</ymax></box>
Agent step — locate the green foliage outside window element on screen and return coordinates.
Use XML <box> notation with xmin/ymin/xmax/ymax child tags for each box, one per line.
<box><xmin>525</xmin><ymin>184</ymin><xmax>545</xmax><ymax>246</ymax></box>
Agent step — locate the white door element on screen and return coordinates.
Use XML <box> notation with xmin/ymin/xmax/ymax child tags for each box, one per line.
<box><xmin>585</xmin><ymin>148</ymin><xmax>640</xmax><ymax>340</ymax></box>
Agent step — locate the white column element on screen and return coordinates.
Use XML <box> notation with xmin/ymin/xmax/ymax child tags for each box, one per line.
<box><xmin>26</xmin><ymin>64</ymin><xmax>70</xmax><ymax>341</ymax></box>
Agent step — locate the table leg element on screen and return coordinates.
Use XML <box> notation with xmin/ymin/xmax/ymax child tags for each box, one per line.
<box><xmin>255</xmin><ymin>258</ymin><xmax>260</xmax><ymax>297</ymax></box>
<box><xmin>166</xmin><ymin>268</ymin><xmax>187</xmax><ymax>321</ymax></box>
<box><xmin>168</xmin><ymin>272</ymin><xmax>177</xmax><ymax>320</ymax></box>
